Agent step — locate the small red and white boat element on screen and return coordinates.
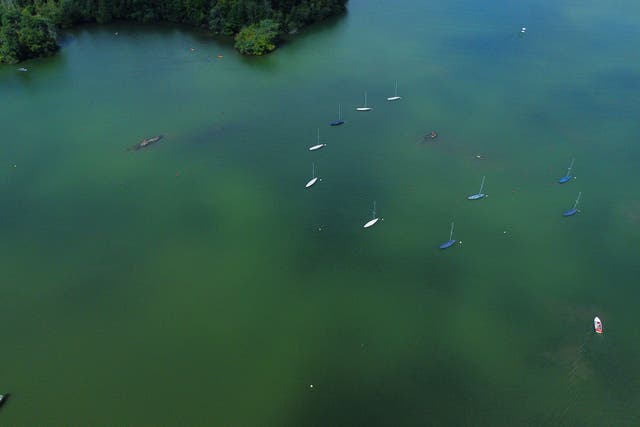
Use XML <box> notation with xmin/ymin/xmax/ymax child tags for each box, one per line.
<box><xmin>594</xmin><ymin>316</ymin><xmax>603</xmax><ymax>334</ymax></box>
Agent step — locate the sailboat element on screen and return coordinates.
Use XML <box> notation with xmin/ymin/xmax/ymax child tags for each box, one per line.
<box><xmin>330</xmin><ymin>104</ymin><xmax>345</xmax><ymax>126</ymax></box>
<box><xmin>305</xmin><ymin>163</ymin><xmax>320</xmax><ymax>188</ymax></box>
<box><xmin>387</xmin><ymin>81</ymin><xmax>402</xmax><ymax>101</ymax></box>
<box><xmin>594</xmin><ymin>316</ymin><xmax>603</xmax><ymax>334</ymax></box>
<box><xmin>558</xmin><ymin>158</ymin><xmax>575</xmax><ymax>184</ymax></box>
<box><xmin>363</xmin><ymin>201</ymin><xmax>380</xmax><ymax>228</ymax></box>
<box><xmin>439</xmin><ymin>222</ymin><xmax>457</xmax><ymax>249</ymax></box>
<box><xmin>308</xmin><ymin>128</ymin><xmax>327</xmax><ymax>151</ymax></box>
<box><xmin>467</xmin><ymin>176</ymin><xmax>487</xmax><ymax>200</ymax></box>
<box><xmin>562</xmin><ymin>191</ymin><xmax>581</xmax><ymax>216</ymax></box>
<box><xmin>356</xmin><ymin>92</ymin><xmax>372</xmax><ymax>111</ymax></box>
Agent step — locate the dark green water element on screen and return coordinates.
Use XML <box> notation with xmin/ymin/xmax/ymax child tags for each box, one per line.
<box><xmin>2</xmin><ymin>0</ymin><xmax>640</xmax><ymax>425</ymax></box>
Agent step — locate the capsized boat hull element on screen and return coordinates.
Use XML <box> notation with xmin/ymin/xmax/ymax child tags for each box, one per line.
<box><xmin>594</xmin><ymin>316</ymin><xmax>603</xmax><ymax>334</ymax></box>
<box><xmin>309</xmin><ymin>144</ymin><xmax>326</xmax><ymax>151</ymax></box>
<box><xmin>363</xmin><ymin>218</ymin><xmax>380</xmax><ymax>228</ymax></box>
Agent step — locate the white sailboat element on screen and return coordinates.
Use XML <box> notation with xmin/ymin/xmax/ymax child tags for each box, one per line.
<box><xmin>594</xmin><ymin>316</ymin><xmax>603</xmax><ymax>334</ymax></box>
<box><xmin>363</xmin><ymin>201</ymin><xmax>380</xmax><ymax>228</ymax></box>
<box><xmin>308</xmin><ymin>128</ymin><xmax>327</xmax><ymax>151</ymax></box>
<box><xmin>305</xmin><ymin>163</ymin><xmax>320</xmax><ymax>188</ymax></box>
<box><xmin>0</xmin><ymin>393</ymin><xmax>9</xmax><ymax>408</ymax></box>
<box><xmin>356</xmin><ymin>92</ymin><xmax>372</xmax><ymax>111</ymax></box>
<box><xmin>467</xmin><ymin>176</ymin><xmax>487</xmax><ymax>200</ymax></box>
<box><xmin>387</xmin><ymin>81</ymin><xmax>402</xmax><ymax>101</ymax></box>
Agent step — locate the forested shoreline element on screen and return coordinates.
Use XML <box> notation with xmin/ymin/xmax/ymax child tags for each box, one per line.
<box><xmin>0</xmin><ymin>0</ymin><xmax>347</xmax><ymax>63</ymax></box>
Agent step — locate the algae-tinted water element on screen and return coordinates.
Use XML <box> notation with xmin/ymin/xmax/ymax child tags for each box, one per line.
<box><xmin>2</xmin><ymin>0</ymin><xmax>640</xmax><ymax>425</ymax></box>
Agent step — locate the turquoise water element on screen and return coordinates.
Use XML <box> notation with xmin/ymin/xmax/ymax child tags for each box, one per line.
<box><xmin>2</xmin><ymin>0</ymin><xmax>640</xmax><ymax>425</ymax></box>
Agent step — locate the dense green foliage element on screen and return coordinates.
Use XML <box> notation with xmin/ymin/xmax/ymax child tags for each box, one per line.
<box><xmin>234</xmin><ymin>18</ymin><xmax>278</xmax><ymax>55</ymax></box>
<box><xmin>0</xmin><ymin>4</ymin><xmax>58</xmax><ymax>64</ymax></box>
<box><xmin>0</xmin><ymin>0</ymin><xmax>347</xmax><ymax>63</ymax></box>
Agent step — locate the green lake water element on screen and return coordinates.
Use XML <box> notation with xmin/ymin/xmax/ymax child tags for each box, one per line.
<box><xmin>2</xmin><ymin>0</ymin><xmax>640</xmax><ymax>425</ymax></box>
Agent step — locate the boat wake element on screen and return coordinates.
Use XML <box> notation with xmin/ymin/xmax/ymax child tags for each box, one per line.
<box><xmin>547</xmin><ymin>333</ymin><xmax>640</xmax><ymax>426</ymax></box>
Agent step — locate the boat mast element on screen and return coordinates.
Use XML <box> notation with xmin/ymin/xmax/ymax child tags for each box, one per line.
<box><xmin>567</xmin><ymin>158</ymin><xmax>575</xmax><ymax>175</ymax></box>
<box><xmin>372</xmin><ymin>200</ymin><xmax>377</xmax><ymax>219</ymax></box>
<box><xmin>573</xmin><ymin>192</ymin><xmax>582</xmax><ymax>209</ymax></box>
<box><xmin>312</xmin><ymin>162</ymin><xmax>315</xmax><ymax>178</ymax></box>
<box><xmin>479</xmin><ymin>176</ymin><xmax>486</xmax><ymax>194</ymax></box>
<box><xmin>394</xmin><ymin>80</ymin><xmax>398</xmax><ymax>97</ymax></box>
<box><xmin>364</xmin><ymin>92</ymin><xmax>367</xmax><ymax>107</ymax></box>
<box><xmin>449</xmin><ymin>222</ymin><xmax>455</xmax><ymax>240</ymax></box>
<box><xmin>338</xmin><ymin>104</ymin><xmax>341</xmax><ymax>119</ymax></box>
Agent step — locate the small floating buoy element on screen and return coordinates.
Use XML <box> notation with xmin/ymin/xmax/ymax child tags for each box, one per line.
<box><xmin>309</xmin><ymin>384</ymin><xmax>314</xmax><ymax>389</ymax></box>
<box><xmin>521</xmin><ymin>27</ymin><xmax>526</xmax><ymax>33</ymax></box>
<box><xmin>217</xmin><ymin>55</ymin><xmax>223</xmax><ymax>58</ymax></box>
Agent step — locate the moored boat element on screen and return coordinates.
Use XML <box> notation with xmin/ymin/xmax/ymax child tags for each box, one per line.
<box><xmin>132</xmin><ymin>135</ymin><xmax>163</xmax><ymax>151</ymax></box>
<box><xmin>305</xmin><ymin>163</ymin><xmax>320</xmax><ymax>188</ymax></box>
<box><xmin>424</xmin><ymin>131</ymin><xmax>438</xmax><ymax>141</ymax></box>
<box><xmin>387</xmin><ymin>81</ymin><xmax>402</xmax><ymax>101</ymax></box>
<box><xmin>330</xmin><ymin>104</ymin><xmax>345</xmax><ymax>126</ymax></box>
<box><xmin>356</xmin><ymin>92</ymin><xmax>372</xmax><ymax>111</ymax></box>
<box><xmin>594</xmin><ymin>316</ymin><xmax>603</xmax><ymax>334</ymax></box>
<box><xmin>439</xmin><ymin>222</ymin><xmax>457</xmax><ymax>249</ymax></box>
<box><xmin>363</xmin><ymin>201</ymin><xmax>381</xmax><ymax>229</ymax></box>
<box><xmin>0</xmin><ymin>393</ymin><xmax>10</xmax><ymax>408</ymax></box>
<box><xmin>308</xmin><ymin>129</ymin><xmax>326</xmax><ymax>151</ymax></box>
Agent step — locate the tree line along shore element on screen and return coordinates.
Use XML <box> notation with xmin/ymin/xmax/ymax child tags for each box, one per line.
<box><xmin>0</xmin><ymin>0</ymin><xmax>347</xmax><ymax>63</ymax></box>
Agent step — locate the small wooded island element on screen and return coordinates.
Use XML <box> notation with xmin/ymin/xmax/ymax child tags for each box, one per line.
<box><xmin>0</xmin><ymin>0</ymin><xmax>347</xmax><ymax>64</ymax></box>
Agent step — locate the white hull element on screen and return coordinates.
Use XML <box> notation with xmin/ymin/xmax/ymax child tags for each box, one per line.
<box><xmin>305</xmin><ymin>177</ymin><xmax>318</xmax><ymax>188</ymax></box>
<box><xmin>363</xmin><ymin>218</ymin><xmax>380</xmax><ymax>228</ymax></box>
<box><xmin>594</xmin><ymin>316</ymin><xmax>603</xmax><ymax>334</ymax></box>
<box><xmin>309</xmin><ymin>144</ymin><xmax>326</xmax><ymax>151</ymax></box>
<box><xmin>387</xmin><ymin>96</ymin><xmax>402</xmax><ymax>101</ymax></box>
<box><xmin>467</xmin><ymin>193</ymin><xmax>486</xmax><ymax>200</ymax></box>
<box><xmin>356</xmin><ymin>107</ymin><xmax>372</xmax><ymax>111</ymax></box>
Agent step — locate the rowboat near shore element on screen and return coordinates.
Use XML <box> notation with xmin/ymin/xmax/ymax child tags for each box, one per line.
<box><xmin>131</xmin><ymin>135</ymin><xmax>163</xmax><ymax>151</ymax></box>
